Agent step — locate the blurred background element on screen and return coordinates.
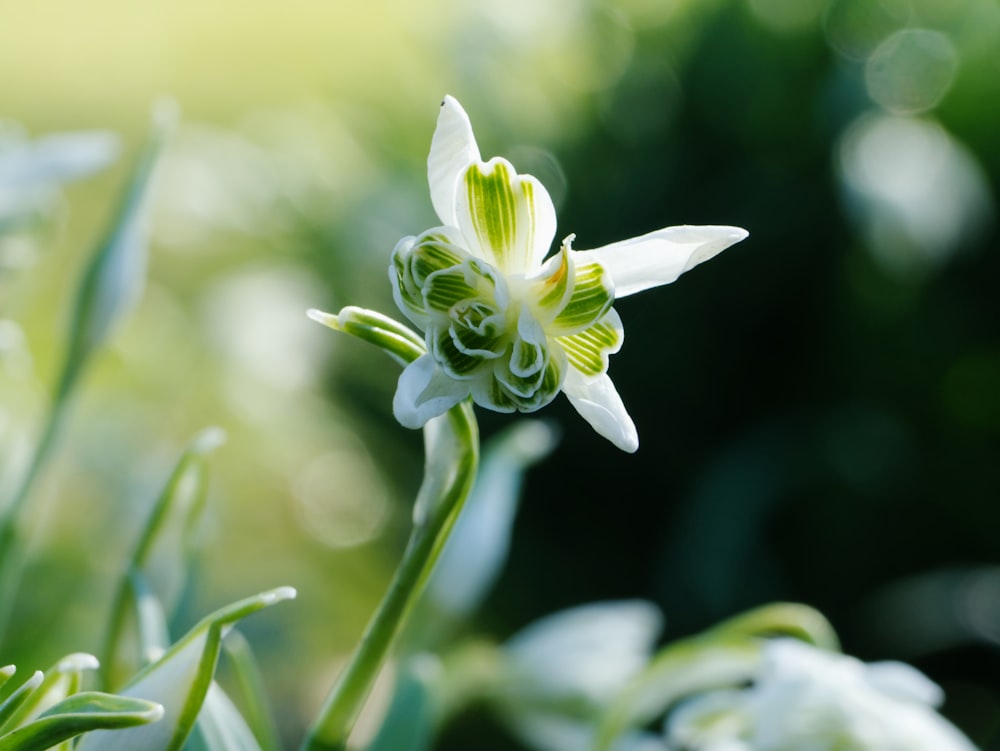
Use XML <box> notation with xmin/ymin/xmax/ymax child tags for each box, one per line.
<box><xmin>1</xmin><ymin>0</ymin><xmax>999</xmax><ymax>747</ymax></box>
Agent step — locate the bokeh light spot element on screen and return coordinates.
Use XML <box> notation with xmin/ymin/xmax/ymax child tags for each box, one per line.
<box><xmin>292</xmin><ymin>445</ymin><xmax>390</xmax><ymax>549</ymax></box>
<box><xmin>866</xmin><ymin>29</ymin><xmax>958</xmax><ymax>114</ymax></box>
<box><xmin>837</xmin><ymin>113</ymin><xmax>993</xmax><ymax>275</ymax></box>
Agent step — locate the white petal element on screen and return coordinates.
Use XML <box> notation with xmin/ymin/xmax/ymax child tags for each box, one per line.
<box><xmin>428</xmin><ymin>96</ymin><xmax>482</xmax><ymax>228</ymax></box>
<box><xmin>866</xmin><ymin>661</ymin><xmax>944</xmax><ymax>707</ymax></box>
<box><xmin>393</xmin><ymin>353</ymin><xmax>471</xmax><ymax>428</ymax></box>
<box><xmin>454</xmin><ymin>157</ymin><xmax>557</xmax><ymax>274</ymax></box>
<box><xmin>504</xmin><ymin>600</ymin><xmax>663</xmax><ymax>703</ymax></box>
<box><xmin>562</xmin><ymin>369</ymin><xmax>638</xmax><ymax>453</ymax></box>
<box><xmin>578</xmin><ymin>225</ymin><xmax>748</xmax><ymax>298</ymax></box>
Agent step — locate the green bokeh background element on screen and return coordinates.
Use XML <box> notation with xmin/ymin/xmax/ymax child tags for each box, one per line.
<box><xmin>2</xmin><ymin>0</ymin><xmax>1000</xmax><ymax>747</ymax></box>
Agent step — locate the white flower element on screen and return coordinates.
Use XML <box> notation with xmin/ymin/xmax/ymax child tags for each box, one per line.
<box><xmin>496</xmin><ymin>601</ymin><xmax>665</xmax><ymax>751</ymax></box>
<box><xmin>390</xmin><ymin>96</ymin><xmax>748</xmax><ymax>452</ymax></box>
<box><xmin>665</xmin><ymin>638</ymin><xmax>979</xmax><ymax>751</ymax></box>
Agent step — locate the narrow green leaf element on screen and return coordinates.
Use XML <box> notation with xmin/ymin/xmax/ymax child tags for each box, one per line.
<box><xmin>0</xmin><ymin>674</ymin><xmax>43</xmax><ymax>732</ymax></box>
<box><xmin>0</xmin><ymin>668</ymin><xmax>17</xmax><ymax>696</ymax></box>
<box><xmin>59</xmin><ymin>99</ymin><xmax>175</xmax><ymax>398</ymax></box>
<box><xmin>0</xmin><ymin>654</ymin><xmax>98</xmax><ymax>735</ymax></box>
<box><xmin>79</xmin><ymin>587</ymin><xmax>295</xmax><ymax>751</ymax></box>
<box><xmin>218</xmin><ymin>632</ymin><xmax>280</xmax><ymax>751</ymax></box>
<box><xmin>0</xmin><ymin>101</ymin><xmax>175</xmax><ymax>647</ymax></box>
<box><xmin>185</xmin><ymin>682</ymin><xmax>262</xmax><ymax>751</ymax></box>
<box><xmin>0</xmin><ymin>692</ymin><xmax>162</xmax><ymax>751</ymax></box>
<box><xmin>103</xmin><ymin>428</ymin><xmax>226</xmax><ymax>689</ymax></box>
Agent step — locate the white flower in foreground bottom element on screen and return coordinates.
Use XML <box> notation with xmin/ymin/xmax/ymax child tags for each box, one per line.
<box><xmin>666</xmin><ymin>638</ymin><xmax>979</xmax><ymax>751</ymax></box>
<box><xmin>390</xmin><ymin>96</ymin><xmax>748</xmax><ymax>452</ymax></box>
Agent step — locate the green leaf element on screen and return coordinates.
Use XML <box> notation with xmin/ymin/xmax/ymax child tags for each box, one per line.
<box><xmin>103</xmin><ymin>427</ymin><xmax>226</xmax><ymax>689</ymax></box>
<box><xmin>0</xmin><ymin>674</ymin><xmax>43</xmax><ymax>732</ymax></box>
<box><xmin>0</xmin><ymin>692</ymin><xmax>162</xmax><ymax>751</ymax></box>
<box><xmin>0</xmin><ymin>102</ymin><xmax>175</xmax><ymax>645</ymax></box>
<box><xmin>79</xmin><ymin>587</ymin><xmax>295</xmax><ymax>751</ymax></box>
<box><xmin>0</xmin><ymin>668</ymin><xmax>18</xmax><ymax>698</ymax></box>
<box><xmin>59</xmin><ymin>99</ymin><xmax>175</xmax><ymax>399</ymax></box>
<box><xmin>217</xmin><ymin>632</ymin><xmax>280</xmax><ymax>751</ymax></box>
<box><xmin>0</xmin><ymin>654</ymin><xmax>98</xmax><ymax>735</ymax></box>
<box><xmin>185</xmin><ymin>682</ymin><xmax>262</xmax><ymax>751</ymax></box>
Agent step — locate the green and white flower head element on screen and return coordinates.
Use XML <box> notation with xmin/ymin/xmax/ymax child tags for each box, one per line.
<box><xmin>665</xmin><ymin>638</ymin><xmax>980</xmax><ymax>751</ymax></box>
<box><xmin>391</xmin><ymin>96</ymin><xmax>747</xmax><ymax>452</ymax></box>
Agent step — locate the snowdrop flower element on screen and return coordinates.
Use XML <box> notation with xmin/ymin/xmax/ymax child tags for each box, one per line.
<box><xmin>496</xmin><ymin>600</ymin><xmax>665</xmax><ymax>751</ymax></box>
<box><xmin>390</xmin><ymin>96</ymin><xmax>747</xmax><ymax>452</ymax></box>
<box><xmin>665</xmin><ymin>638</ymin><xmax>979</xmax><ymax>751</ymax></box>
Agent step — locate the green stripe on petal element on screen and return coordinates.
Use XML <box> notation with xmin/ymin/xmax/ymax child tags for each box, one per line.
<box><xmin>449</xmin><ymin>306</ymin><xmax>505</xmax><ymax>358</ymax></box>
<box><xmin>556</xmin><ymin>309</ymin><xmax>623</xmax><ymax>377</ymax></box>
<box><xmin>509</xmin><ymin>338</ymin><xmax>545</xmax><ymax>379</ymax></box>
<box><xmin>464</xmin><ymin>160</ymin><xmax>518</xmax><ymax>269</ymax></box>
<box><xmin>424</xmin><ymin>270</ymin><xmax>478</xmax><ymax>312</ymax></box>
<box><xmin>458</xmin><ymin>158</ymin><xmax>555</xmax><ymax>275</ymax></box>
<box><xmin>410</xmin><ymin>234</ymin><xmax>466</xmax><ymax>285</ymax></box>
<box><xmin>492</xmin><ymin>348</ymin><xmax>564</xmax><ymax>410</ymax></box>
<box><xmin>529</xmin><ymin>247</ymin><xmax>574</xmax><ymax>322</ymax></box>
<box><xmin>431</xmin><ymin>327</ymin><xmax>486</xmax><ymax>378</ymax></box>
<box><xmin>551</xmin><ymin>261</ymin><xmax>615</xmax><ymax>334</ymax></box>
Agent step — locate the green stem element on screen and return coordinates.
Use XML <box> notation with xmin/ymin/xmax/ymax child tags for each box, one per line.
<box><xmin>299</xmin><ymin>402</ymin><xmax>479</xmax><ymax>751</ymax></box>
<box><xmin>0</xmin><ymin>359</ymin><xmax>79</xmax><ymax>646</ymax></box>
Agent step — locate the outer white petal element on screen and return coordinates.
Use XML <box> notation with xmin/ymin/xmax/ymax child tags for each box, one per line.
<box><xmin>865</xmin><ymin>661</ymin><xmax>944</xmax><ymax>707</ymax></box>
<box><xmin>504</xmin><ymin>600</ymin><xmax>664</xmax><ymax>704</ymax></box>
<box><xmin>579</xmin><ymin>225</ymin><xmax>748</xmax><ymax>298</ymax></box>
<box><xmin>428</xmin><ymin>95</ymin><xmax>482</xmax><ymax>228</ymax></box>
<box><xmin>562</xmin><ymin>369</ymin><xmax>638</xmax><ymax>453</ymax></box>
<box><xmin>393</xmin><ymin>353</ymin><xmax>471</xmax><ymax>428</ymax></box>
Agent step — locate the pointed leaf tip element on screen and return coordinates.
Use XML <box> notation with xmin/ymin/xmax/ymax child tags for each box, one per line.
<box><xmin>260</xmin><ymin>586</ymin><xmax>297</xmax><ymax>605</ymax></box>
<box><xmin>306</xmin><ymin>308</ymin><xmax>337</xmax><ymax>328</ymax></box>
<box><xmin>54</xmin><ymin>654</ymin><xmax>99</xmax><ymax>673</ymax></box>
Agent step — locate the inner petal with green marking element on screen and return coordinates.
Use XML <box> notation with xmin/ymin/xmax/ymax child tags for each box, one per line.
<box><xmin>555</xmin><ymin>309</ymin><xmax>624</xmax><ymax>377</ymax></box>
<box><xmin>458</xmin><ymin>157</ymin><xmax>545</xmax><ymax>276</ymax></box>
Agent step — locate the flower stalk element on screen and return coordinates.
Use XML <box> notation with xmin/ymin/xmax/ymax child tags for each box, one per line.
<box><xmin>301</xmin><ymin>308</ymin><xmax>480</xmax><ymax>751</ymax></box>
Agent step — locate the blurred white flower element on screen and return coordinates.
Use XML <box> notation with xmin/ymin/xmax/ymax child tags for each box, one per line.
<box><xmin>495</xmin><ymin>600</ymin><xmax>664</xmax><ymax>751</ymax></box>
<box><xmin>389</xmin><ymin>96</ymin><xmax>747</xmax><ymax>452</ymax></box>
<box><xmin>665</xmin><ymin>638</ymin><xmax>979</xmax><ymax>751</ymax></box>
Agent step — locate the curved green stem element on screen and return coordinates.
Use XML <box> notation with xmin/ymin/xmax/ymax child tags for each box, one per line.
<box><xmin>300</xmin><ymin>308</ymin><xmax>480</xmax><ymax>751</ymax></box>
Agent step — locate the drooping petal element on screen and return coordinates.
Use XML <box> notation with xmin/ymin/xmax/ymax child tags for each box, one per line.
<box><xmin>428</xmin><ymin>96</ymin><xmax>482</xmax><ymax>228</ymax></box>
<box><xmin>556</xmin><ymin>309</ymin><xmax>623</xmax><ymax>377</ymax></box>
<box><xmin>393</xmin><ymin>353</ymin><xmax>472</xmax><ymax>428</ymax></box>
<box><xmin>455</xmin><ymin>157</ymin><xmax>556</xmax><ymax>275</ymax></box>
<box><xmin>562</xmin><ymin>369</ymin><xmax>638</xmax><ymax>453</ymax></box>
<box><xmin>578</xmin><ymin>225</ymin><xmax>748</xmax><ymax>298</ymax></box>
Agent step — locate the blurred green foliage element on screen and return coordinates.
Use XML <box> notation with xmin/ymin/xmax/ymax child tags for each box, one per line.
<box><xmin>1</xmin><ymin>0</ymin><xmax>999</xmax><ymax>748</ymax></box>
